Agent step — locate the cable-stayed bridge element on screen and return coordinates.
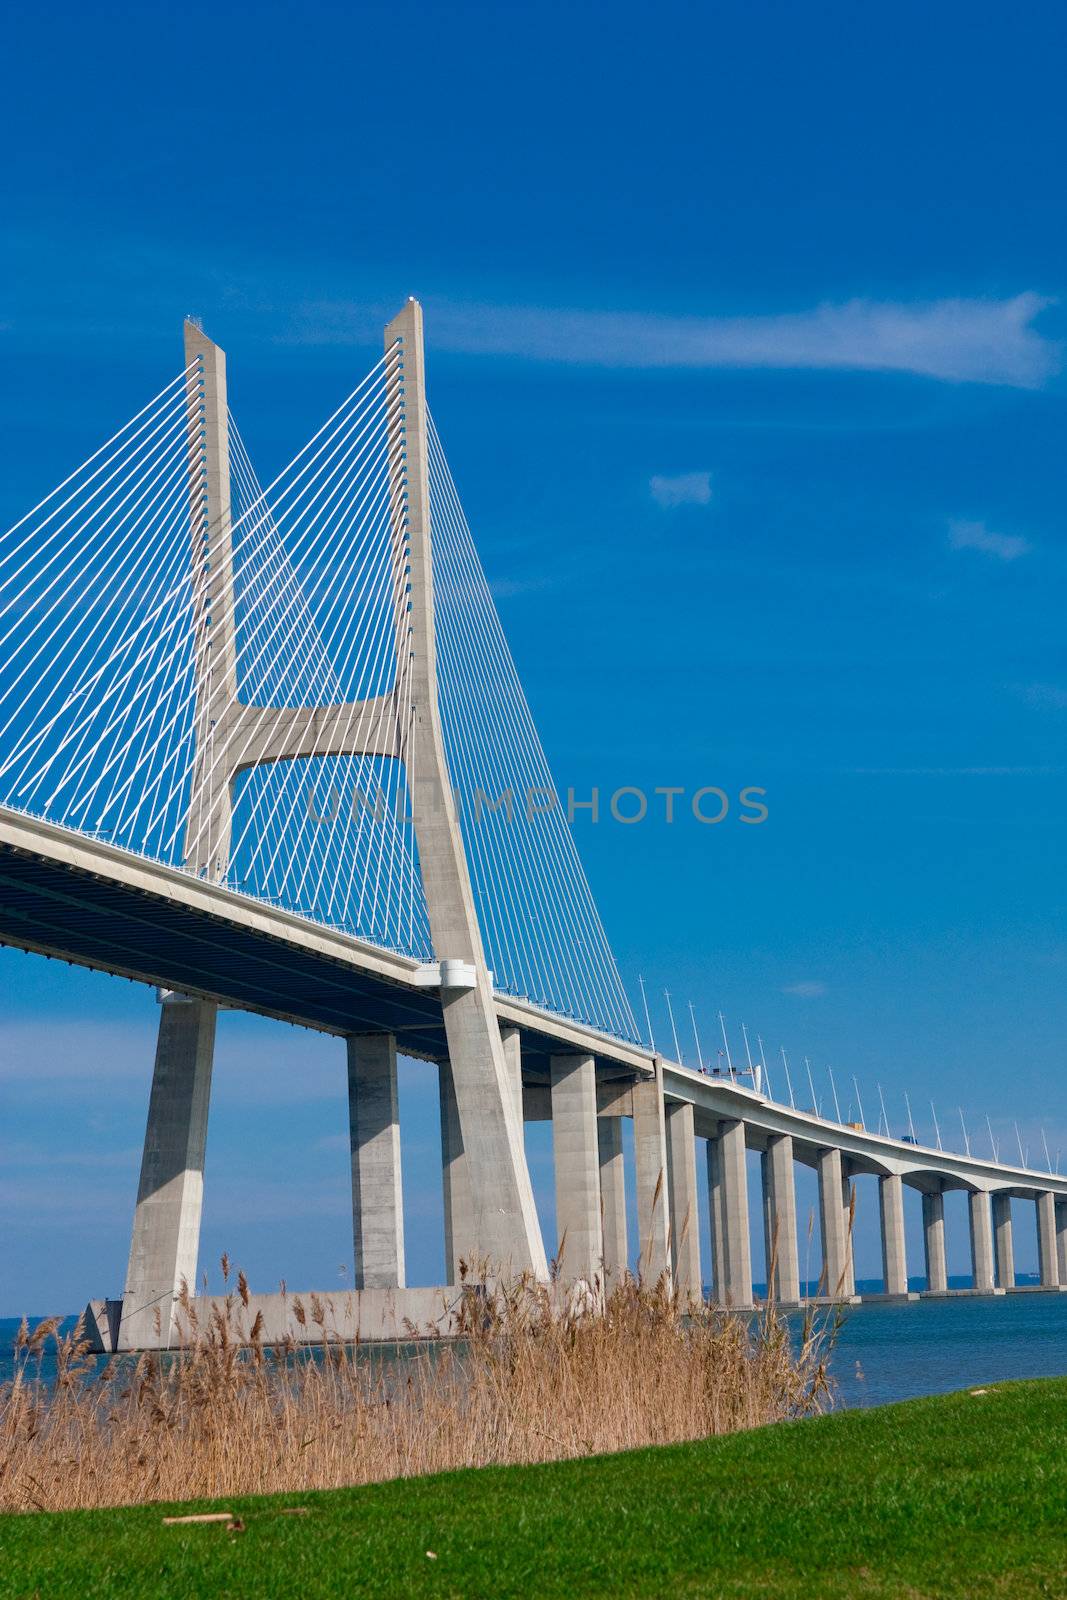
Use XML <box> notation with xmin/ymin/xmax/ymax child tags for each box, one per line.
<box><xmin>2</xmin><ymin>302</ymin><xmax>1065</xmax><ymax>1349</ymax></box>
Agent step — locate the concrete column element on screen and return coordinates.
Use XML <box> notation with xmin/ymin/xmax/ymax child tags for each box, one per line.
<box><xmin>840</xmin><ymin>1171</ymin><xmax>856</xmax><ymax>1296</ymax></box>
<box><xmin>1056</xmin><ymin>1200</ymin><xmax>1067</xmax><ymax>1287</ymax></box>
<box><xmin>597</xmin><ymin>1117</ymin><xmax>628</xmax><ymax>1283</ymax></box>
<box><xmin>121</xmin><ymin>994</ymin><xmax>217</xmax><ymax>1348</ymax></box>
<box><xmin>550</xmin><ymin>1054</ymin><xmax>603</xmax><ymax>1286</ymax></box>
<box><xmin>879</xmin><ymin>1173</ymin><xmax>907</xmax><ymax>1296</ymax></box>
<box><xmin>1037</xmin><ymin>1191</ymin><xmax>1059</xmax><ymax>1289</ymax></box>
<box><xmin>761</xmin><ymin>1135</ymin><xmax>800</xmax><ymax>1303</ymax></box>
<box><xmin>817</xmin><ymin>1147</ymin><xmax>849</xmax><ymax>1297</ymax></box>
<box><xmin>922</xmin><ymin>1186</ymin><xmax>947</xmax><ymax>1292</ymax></box>
<box><xmin>439</xmin><ymin>1058</ymin><xmax>474</xmax><ymax>1283</ymax></box>
<box><xmin>385</xmin><ymin>299</ymin><xmax>545</xmax><ymax>1279</ymax></box>
<box><xmin>632</xmin><ymin>1066</ymin><xmax>672</xmax><ymax>1286</ymax></box>
<box><xmin>968</xmin><ymin>1190</ymin><xmax>994</xmax><ymax>1294</ymax></box>
<box><xmin>500</xmin><ymin>1026</ymin><xmax>523</xmax><ymax>1129</ymax></box>
<box><xmin>705</xmin><ymin>1134</ymin><xmax>727</xmax><ymax>1301</ymax></box>
<box><xmin>714</xmin><ymin>1119</ymin><xmax>752</xmax><ymax>1308</ymax></box>
<box><xmin>348</xmin><ymin>1034</ymin><xmax>404</xmax><ymax>1289</ymax></box>
<box><xmin>665</xmin><ymin>1101</ymin><xmax>702</xmax><ymax>1303</ymax></box>
<box><xmin>992</xmin><ymin>1192</ymin><xmax>1014</xmax><ymax>1289</ymax></box>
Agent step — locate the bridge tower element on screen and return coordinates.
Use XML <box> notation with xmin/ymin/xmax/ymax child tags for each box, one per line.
<box><xmin>120</xmin><ymin>303</ymin><xmax>545</xmax><ymax>1346</ymax></box>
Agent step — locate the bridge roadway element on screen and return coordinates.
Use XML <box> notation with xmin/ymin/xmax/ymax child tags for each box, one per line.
<box><xmin>5</xmin><ymin>802</ymin><xmax>1067</xmax><ymax>1340</ymax></box>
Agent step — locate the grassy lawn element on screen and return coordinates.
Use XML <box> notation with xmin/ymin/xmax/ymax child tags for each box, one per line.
<box><xmin>4</xmin><ymin>1378</ymin><xmax>1067</xmax><ymax>1599</ymax></box>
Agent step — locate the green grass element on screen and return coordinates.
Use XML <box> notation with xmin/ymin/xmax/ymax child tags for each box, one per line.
<box><xmin>4</xmin><ymin>1379</ymin><xmax>1067</xmax><ymax>1599</ymax></box>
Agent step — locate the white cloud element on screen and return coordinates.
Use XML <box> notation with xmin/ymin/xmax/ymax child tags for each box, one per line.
<box><xmin>948</xmin><ymin>518</ymin><xmax>1032</xmax><ymax>561</ymax></box>
<box><xmin>782</xmin><ymin>981</ymin><xmax>827</xmax><ymax>998</ymax></box>
<box><xmin>649</xmin><ymin>471</ymin><xmax>712</xmax><ymax>508</ymax></box>
<box><xmin>286</xmin><ymin>291</ymin><xmax>1060</xmax><ymax>388</ymax></box>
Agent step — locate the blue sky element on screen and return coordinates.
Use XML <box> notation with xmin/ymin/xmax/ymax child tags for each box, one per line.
<box><xmin>2</xmin><ymin>0</ymin><xmax>1066</xmax><ymax>1312</ymax></box>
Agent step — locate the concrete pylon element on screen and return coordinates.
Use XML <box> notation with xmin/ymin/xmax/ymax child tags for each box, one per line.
<box><xmin>992</xmin><ymin>1192</ymin><xmax>1014</xmax><ymax>1289</ymax></box>
<box><xmin>1036</xmin><ymin>1191</ymin><xmax>1059</xmax><ymax>1289</ymax></box>
<box><xmin>817</xmin><ymin>1147</ymin><xmax>850</xmax><ymax>1297</ymax></box>
<box><xmin>121</xmin><ymin>992</ymin><xmax>216</xmax><ymax>1348</ymax></box>
<box><xmin>711</xmin><ymin>1119</ymin><xmax>752</xmax><ymax>1308</ymax></box>
<box><xmin>879</xmin><ymin>1173</ymin><xmax>907</xmax><ymax>1296</ymax></box>
<box><xmin>550</xmin><ymin>1053</ymin><xmax>603</xmax><ymax>1286</ymax></box>
<box><xmin>633</xmin><ymin>1064</ymin><xmax>672</xmax><ymax>1285</ymax></box>
<box><xmin>439</xmin><ymin>1057</ymin><xmax>473</xmax><ymax>1282</ymax></box>
<box><xmin>348</xmin><ymin>1033</ymin><xmax>404</xmax><ymax>1289</ymax></box>
<box><xmin>386</xmin><ymin>300</ymin><xmax>546</xmax><ymax>1280</ymax></box>
<box><xmin>922</xmin><ymin>1186</ymin><xmax>948</xmax><ymax>1292</ymax></box>
<box><xmin>761</xmin><ymin>1135</ymin><xmax>800</xmax><ymax>1303</ymax></box>
<box><xmin>121</xmin><ymin>322</ymin><xmax>232</xmax><ymax>1349</ymax></box>
<box><xmin>1057</xmin><ymin>1200</ymin><xmax>1067</xmax><ymax>1287</ymax></box>
<box><xmin>597</xmin><ymin>1117</ymin><xmax>628</xmax><ymax>1282</ymax></box>
<box><xmin>665</xmin><ymin>1101</ymin><xmax>702</xmax><ymax>1303</ymax></box>
<box><xmin>969</xmin><ymin>1190</ymin><xmax>995</xmax><ymax>1294</ymax></box>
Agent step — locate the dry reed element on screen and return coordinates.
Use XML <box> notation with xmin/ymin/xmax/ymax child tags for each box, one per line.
<box><xmin>1</xmin><ymin>1268</ymin><xmax>838</xmax><ymax>1514</ymax></box>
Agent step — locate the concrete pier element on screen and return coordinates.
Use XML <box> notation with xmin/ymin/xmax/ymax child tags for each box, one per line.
<box><xmin>1037</xmin><ymin>1191</ymin><xmax>1060</xmax><ymax>1289</ymax></box>
<box><xmin>665</xmin><ymin>1100</ymin><xmax>701</xmax><ymax>1302</ymax></box>
<box><xmin>550</xmin><ymin>1053</ymin><xmax>603</xmax><ymax>1286</ymax></box>
<box><xmin>1057</xmin><ymin>1200</ymin><xmax>1067</xmax><ymax>1286</ymax></box>
<box><xmin>922</xmin><ymin>1186</ymin><xmax>948</xmax><ymax>1292</ymax></box>
<box><xmin>992</xmin><ymin>1192</ymin><xmax>1014</xmax><ymax>1289</ymax></box>
<box><xmin>501</xmin><ymin>1026</ymin><xmax>523</xmax><ymax>1126</ymax></box>
<box><xmin>879</xmin><ymin>1173</ymin><xmax>907</xmax><ymax>1296</ymax></box>
<box><xmin>348</xmin><ymin>1033</ymin><xmax>404</xmax><ymax>1289</ymax></box>
<box><xmin>968</xmin><ymin>1190</ymin><xmax>995</xmax><ymax>1294</ymax></box>
<box><xmin>817</xmin><ymin>1147</ymin><xmax>850</xmax><ymax>1296</ymax></box>
<box><xmin>633</xmin><ymin>1066</ymin><xmax>672</xmax><ymax>1283</ymax></box>
<box><xmin>439</xmin><ymin>1057</ymin><xmax>475</xmax><ymax>1282</ymax></box>
<box><xmin>711</xmin><ymin>1119</ymin><xmax>752</xmax><ymax>1307</ymax></box>
<box><xmin>121</xmin><ymin>993</ymin><xmax>217</xmax><ymax>1348</ymax></box>
<box><xmin>841</xmin><ymin>1171</ymin><xmax>856</xmax><ymax>1296</ymax></box>
<box><xmin>761</xmin><ymin>1134</ymin><xmax>800</xmax><ymax>1303</ymax></box>
<box><xmin>597</xmin><ymin>1116</ymin><xmax>628</xmax><ymax>1282</ymax></box>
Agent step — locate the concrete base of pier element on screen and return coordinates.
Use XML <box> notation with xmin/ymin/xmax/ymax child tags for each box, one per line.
<box><xmin>85</xmin><ymin>1285</ymin><xmax>469</xmax><ymax>1353</ymax></box>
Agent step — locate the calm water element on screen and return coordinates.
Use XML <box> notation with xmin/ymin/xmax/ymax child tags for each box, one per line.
<box><xmin>5</xmin><ymin>1290</ymin><xmax>1067</xmax><ymax>1407</ymax></box>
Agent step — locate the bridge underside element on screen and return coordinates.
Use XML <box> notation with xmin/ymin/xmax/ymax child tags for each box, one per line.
<box><xmin>0</xmin><ymin>827</ymin><xmax>637</xmax><ymax>1082</ymax></box>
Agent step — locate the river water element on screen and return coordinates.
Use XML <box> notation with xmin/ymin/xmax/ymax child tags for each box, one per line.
<box><xmin>5</xmin><ymin>1286</ymin><xmax>1067</xmax><ymax>1408</ymax></box>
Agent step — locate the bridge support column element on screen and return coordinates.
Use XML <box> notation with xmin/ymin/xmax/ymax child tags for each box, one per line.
<box><xmin>817</xmin><ymin>1148</ymin><xmax>850</xmax><ymax>1297</ymax></box>
<box><xmin>709</xmin><ymin>1119</ymin><xmax>752</xmax><ymax>1308</ymax></box>
<box><xmin>121</xmin><ymin>993</ymin><xmax>216</xmax><ymax>1349</ymax></box>
<box><xmin>597</xmin><ymin>1116</ymin><xmax>628</xmax><ymax>1282</ymax></box>
<box><xmin>386</xmin><ymin>298</ymin><xmax>546</xmax><ymax>1281</ymax></box>
<box><xmin>840</xmin><ymin>1170</ymin><xmax>856</xmax><ymax>1295</ymax></box>
<box><xmin>992</xmin><ymin>1192</ymin><xmax>1014</xmax><ymax>1289</ymax></box>
<box><xmin>348</xmin><ymin>1034</ymin><xmax>404</xmax><ymax>1290</ymax></box>
<box><xmin>1057</xmin><ymin>1200</ymin><xmax>1067</xmax><ymax>1287</ymax></box>
<box><xmin>633</xmin><ymin>1067</ymin><xmax>671</xmax><ymax>1285</ymax></box>
<box><xmin>761</xmin><ymin>1135</ymin><xmax>800</xmax><ymax>1303</ymax></box>
<box><xmin>551</xmin><ymin>1054</ymin><xmax>603</xmax><ymax>1287</ymax></box>
<box><xmin>1036</xmin><ymin>1192</ymin><xmax>1059</xmax><ymax>1289</ymax></box>
<box><xmin>922</xmin><ymin>1186</ymin><xmax>948</xmax><ymax>1292</ymax></box>
<box><xmin>665</xmin><ymin>1101</ymin><xmax>701</xmax><ymax>1303</ymax></box>
<box><xmin>501</xmin><ymin>1026</ymin><xmax>523</xmax><ymax>1127</ymax></box>
<box><xmin>439</xmin><ymin>1058</ymin><xmax>474</xmax><ymax>1282</ymax></box>
<box><xmin>879</xmin><ymin>1174</ymin><xmax>907</xmax><ymax>1296</ymax></box>
<box><xmin>968</xmin><ymin>1190</ymin><xmax>995</xmax><ymax>1294</ymax></box>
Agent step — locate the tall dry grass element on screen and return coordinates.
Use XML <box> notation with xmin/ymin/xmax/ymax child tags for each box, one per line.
<box><xmin>1</xmin><ymin>1269</ymin><xmax>838</xmax><ymax>1514</ymax></box>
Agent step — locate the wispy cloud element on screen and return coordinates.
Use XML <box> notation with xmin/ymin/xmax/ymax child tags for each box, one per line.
<box><xmin>948</xmin><ymin>518</ymin><xmax>1032</xmax><ymax>561</ymax></box>
<box><xmin>649</xmin><ymin>471</ymin><xmax>712</xmax><ymax>508</ymax></box>
<box><xmin>782</xmin><ymin>981</ymin><xmax>827</xmax><ymax>998</ymax></box>
<box><xmin>287</xmin><ymin>291</ymin><xmax>1060</xmax><ymax>388</ymax></box>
